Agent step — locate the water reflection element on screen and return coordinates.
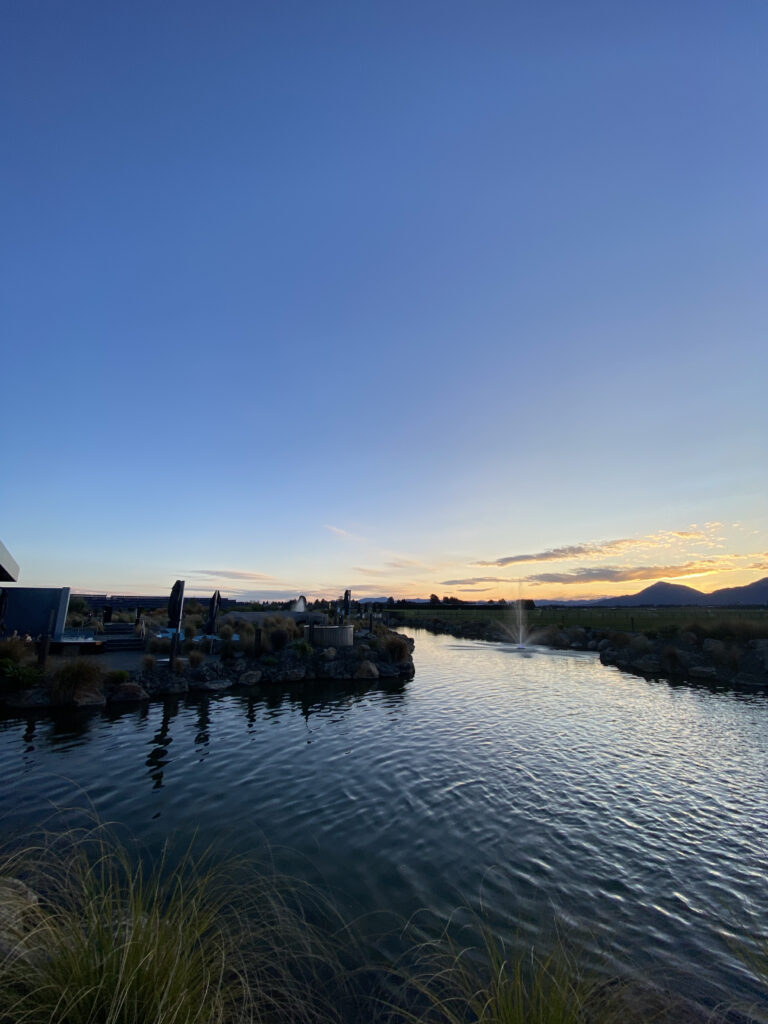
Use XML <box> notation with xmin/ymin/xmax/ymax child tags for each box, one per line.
<box><xmin>146</xmin><ymin>700</ymin><xmax>176</xmax><ymax>789</ymax></box>
<box><xmin>0</xmin><ymin>637</ymin><xmax>766</xmax><ymax>1016</ymax></box>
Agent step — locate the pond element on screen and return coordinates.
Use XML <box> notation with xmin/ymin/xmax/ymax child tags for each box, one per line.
<box><xmin>2</xmin><ymin>629</ymin><xmax>767</xmax><ymax>1014</ymax></box>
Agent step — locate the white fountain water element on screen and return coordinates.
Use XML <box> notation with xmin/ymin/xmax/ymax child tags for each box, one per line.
<box><xmin>507</xmin><ymin>583</ymin><xmax>540</xmax><ymax>651</ymax></box>
<box><xmin>515</xmin><ymin>596</ymin><xmax>527</xmax><ymax>649</ymax></box>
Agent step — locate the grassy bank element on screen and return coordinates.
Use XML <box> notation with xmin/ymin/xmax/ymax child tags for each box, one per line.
<box><xmin>1</xmin><ymin>829</ymin><xmax>762</xmax><ymax>1023</ymax></box>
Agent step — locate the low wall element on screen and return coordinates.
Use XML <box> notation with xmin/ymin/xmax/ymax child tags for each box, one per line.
<box><xmin>304</xmin><ymin>624</ymin><xmax>354</xmax><ymax>647</ymax></box>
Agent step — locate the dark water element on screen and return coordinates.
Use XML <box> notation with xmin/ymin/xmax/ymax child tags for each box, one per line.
<box><xmin>2</xmin><ymin>629</ymin><xmax>767</xmax><ymax>1011</ymax></box>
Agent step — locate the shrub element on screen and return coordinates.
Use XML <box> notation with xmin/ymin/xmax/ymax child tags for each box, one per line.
<box><xmin>51</xmin><ymin>661</ymin><xmax>103</xmax><ymax>702</ymax></box>
<box><xmin>0</xmin><ymin>638</ymin><xmax>27</xmax><ymax>664</ymax></box>
<box><xmin>269</xmin><ymin>627</ymin><xmax>289</xmax><ymax>653</ymax></box>
<box><xmin>149</xmin><ymin>638</ymin><xmax>171</xmax><ymax>654</ymax></box>
<box><xmin>104</xmin><ymin>670</ymin><xmax>130</xmax><ymax>687</ymax></box>
<box><xmin>218</xmin><ymin>624</ymin><xmax>234</xmax><ymax>641</ymax></box>
<box><xmin>384</xmin><ymin>635</ymin><xmax>410</xmax><ymax>663</ymax></box>
<box><xmin>263</xmin><ymin>616</ymin><xmax>301</xmax><ymax>640</ymax></box>
<box><xmin>188</xmin><ymin>650</ymin><xmax>205</xmax><ymax>669</ymax></box>
<box><xmin>142</xmin><ymin>654</ymin><xmax>157</xmax><ymax>675</ymax></box>
<box><xmin>0</xmin><ymin>659</ymin><xmax>41</xmax><ymax>691</ymax></box>
<box><xmin>290</xmin><ymin>640</ymin><xmax>313</xmax><ymax>659</ymax></box>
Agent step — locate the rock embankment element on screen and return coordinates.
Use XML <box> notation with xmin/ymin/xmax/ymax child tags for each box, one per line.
<box><xmin>596</xmin><ymin>632</ymin><xmax>768</xmax><ymax>690</ymax></box>
<box><xmin>0</xmin><ymin>629</ymin><xmax>415</xmax><ymax>711</ymax></box>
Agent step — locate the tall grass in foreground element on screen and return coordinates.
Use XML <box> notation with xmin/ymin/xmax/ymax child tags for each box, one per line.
<box><xmin>0</xmin><ymin>828</ymin><xmax>754</xmax><ymax>1024</ymax></box>
<box><xmin>0</xmin><ymin>829</ymin><xmax>351</xmax><ymax>1024</ymax></box>
<box><xmin>400</xmin><ymin>930</ymin><xmax>589</xmax><ymax>1024</ymax></box>
<box><xmin>395</xmin><ymin>924</ymin><xmax>735</xmax><ymax>1024</ymax></box>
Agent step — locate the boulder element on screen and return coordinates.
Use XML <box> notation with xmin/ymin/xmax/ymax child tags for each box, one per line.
<box><xmin>5</xmin><ymin>687</ymin><xmax>50</xmax><ymax>709</ymax></box>
<box><xmin>72</xmin><ymin>685</ymin><xmax>106</xmax><ymax>708</ymax></box>
<box><xmin>189</xmin><ymin>678</ymin><xmax>232</xmax><ymax>692</ymax></box>
<box><xmin>152</xmin><ymin>678</ymin><xmax>189</xmax><ymax>696</ymax></box>
<box><xmin>110</xmin><ymin>682</ymin><xmax>150</xmax><ymax>703</ymax></box>
<box><xmin>749</xmin><ymin>639</ymin><xmax>768</xmax><ymax>670</ymax></box>
<box><xmin>732</xmin><ymin>672</ymin><xmax>767</xmax><ymax>690</ymax></box>
<box><xmin>632</xmin><ymin>656</ymin><xmax>661</xmax><ymax>676</ymax></box>
<box><xmin>355</xmin><ymin>660</ymin><xmax>379</xmax><ymax>680</ymax></box>
<box><xmin>323</xmin><ymin>647</ymin><xmax>337</xmax><ymax>660</ymax></box>
<box><xmin>702</xmin><ymin>638</ymin><xmax>726</xmax><ymax>659</ymax></box>
<box><xmin>274</xmin><ymin>667</ymin><xmax>305</xmax><ymax>684</ymax></box>
<box><xmin>688</xmin><ymin>665</ymin><xmax>718</xmax><ymax>681</ymax></box>
<box><xmin>238</xmin><ymin>670</ymin><xmax>262</xmax><ymax>687</ymax></box>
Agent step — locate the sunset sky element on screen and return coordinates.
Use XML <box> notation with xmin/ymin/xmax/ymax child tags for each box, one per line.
<box><xmin>3</xmin><ymin>1</ymin><xmax>766</xmax><ymax>603</ymax></box>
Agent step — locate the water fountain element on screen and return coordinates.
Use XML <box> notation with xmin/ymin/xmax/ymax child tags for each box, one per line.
<box><xmin>506</xmin><ymin>584</ymin><xmax>540</xmax><ymax>651</ymax></box>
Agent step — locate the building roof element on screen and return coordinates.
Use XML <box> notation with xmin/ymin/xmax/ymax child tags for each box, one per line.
<box><xmin>0</xmin><ymin>540</ymin><xmax>19</xmax><ymax>582</ymax></box>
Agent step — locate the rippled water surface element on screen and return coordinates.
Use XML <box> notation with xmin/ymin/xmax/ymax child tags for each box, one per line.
<box><xmin>2</xmin><ymin>630</ymin><xmax>768</xmax><ymax>1010</ymax></box>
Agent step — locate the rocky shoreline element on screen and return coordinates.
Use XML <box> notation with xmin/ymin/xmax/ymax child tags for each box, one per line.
<box><xmin>390</xmin><ymin>614</ymin><xmax>768</xmax><ymax>692</ymax></box>
<box><xmin>0</xmin><ymin>628</ymin><xmax>415</xmax><ymax>712</ymax></box>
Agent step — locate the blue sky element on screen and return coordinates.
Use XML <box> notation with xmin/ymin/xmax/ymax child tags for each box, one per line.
<box><xmin>3</xmin><ymin>1</ymin><xmax>767</xmax><ymax>601</ymax></box>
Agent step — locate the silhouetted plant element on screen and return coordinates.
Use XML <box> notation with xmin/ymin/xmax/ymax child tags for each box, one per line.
<box><xmin>0</xmin><ymin>638</ymin><xmax>27</xmax><ymax>664</ymax></box>
<box><xmin>384</xmin><ymin>636</ymin><xmax>410</xmax><ymax>663</ymax></box>
<box><xmin>0</xmin><ymin>659</ymin><xmax>41</xmax><ymax>691</ymax></box>
<box><xmin>50</xmin><ymin>661</ymin><xmax>103</xmax><ymax>702</ymax></box>
<box><xmin>290</xmin><ymin>639</ymin><xmax>313</xmax><ymax>659</ymax></box>
<box><xmin>104</xmin><ymin>670</ymin><xmax>130</xmax><ymax>687</ymax></box>
<box><xmin>269</xmin><ymin>628</ymin><xmax>289</xmax><ymax>653</ymax></box>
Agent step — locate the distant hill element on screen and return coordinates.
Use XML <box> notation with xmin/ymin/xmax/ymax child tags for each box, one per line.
<box><xmin>587</xmin><ymin>576</ymin><xmax>768</xmax><ymax>607</ymax></box>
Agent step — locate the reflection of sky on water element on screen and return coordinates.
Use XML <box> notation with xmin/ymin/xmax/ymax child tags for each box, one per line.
<box><xmin>1</xmin><ymin>634</ymin><xmax>767</xmax><ymax>1015</ymax></box>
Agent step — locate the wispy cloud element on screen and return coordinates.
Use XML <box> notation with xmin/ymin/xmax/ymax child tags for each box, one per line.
<box><xmin>474</xmin><ymin>525</ymin><xmax>724</xmax><ymax>568</ymax></box>
<box><xmin>475</xmin><ymin>543</ymin><xmax>611</xmax><ymax>567</ymax></box>
<box><xmin>324</xmin><ymin>524</ymin><xmax>350</xmax><ymax>537</ymax></box>
<box><xmin>524</xmin><ymin>561</ymin><xmax>722</xmax><ymax>586</ymax></box>
<box><xmin>188</xmin><ymin>569</ymin><xmax>275</xmax><ymax>582</ymax></box>
<box><xmin>351</xmin><ymin>566</ymin><xmax>388</xmax><ymax>577</ymax></box>
<box><xmin>439</xmin><ymin>576</ymin><xmax>513</xmax><ymax>586</ymax></box>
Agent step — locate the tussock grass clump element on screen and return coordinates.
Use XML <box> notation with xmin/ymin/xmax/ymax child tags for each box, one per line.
<box><xmin>263</xmin><ymin>616</ymin><xmax>301</xmax><ymax>639</ymax></box>
<box><xmin>50</xmin><ymin>660</ymin><xmax>103</xmax><ymax>703</ymax></box>
<box><xmin>188</xmin><ymin>650</ymin><xmax>205</xmax><ymax>669</ymax></box>
<box><xmin>268</xmin><ymin>627</ymin><xmax>290</xmax><ymax>653</ymax></box>
<box><xmin>141</xmin><ymin>654</ymin><xmax>156</xmax><ymax>675</ymax></box>
<box><xmin>384</xmin><ymin>635</ymin><xmax>410</xmax><ymax>663</ymax></box>
<box><xmin>218</xmin><ymin>624</ymin><xmax>234</xmax><ymax>641</ymax></box>
<box><xmin>0</xmin><ymin>829</ymin><xmax>351</xmax><ymax>1024</ymax></box>
<box><xmin>149</xmin><ymin>637</ymin><xmax>171</xmax><ymax>654</ymax></box>
<box><xmin>401</xmin><ymin>928</ymin><xmax>635</xmax><ymax>1024</ymax></box>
